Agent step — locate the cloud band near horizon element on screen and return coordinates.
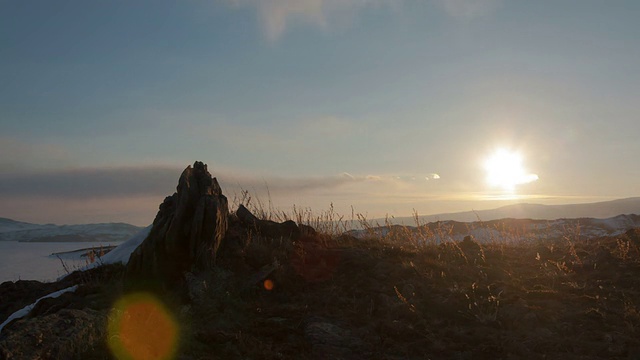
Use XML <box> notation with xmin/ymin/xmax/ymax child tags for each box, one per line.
<box><xmin>0</xmin><ymin>164</ymin><xmax>446</xmax><ymax>200</ymax></box>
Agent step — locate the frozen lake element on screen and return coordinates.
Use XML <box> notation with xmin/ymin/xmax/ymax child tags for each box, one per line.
<box><xmin>0</xmin><ymin>241</ymin><xmax>124</xmax><ymax>283</ymax></box>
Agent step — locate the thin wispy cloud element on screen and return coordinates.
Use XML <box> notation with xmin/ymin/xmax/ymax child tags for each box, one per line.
<box><xmin>297</xmin><ymin>116</ymin><xmax>357</xmax><ymax>137</ymax></box>
<box><xmin>0</xmin><ymin>164</ymin><xmax>491</xmax><ymax>225</ymax></box>
<box><xmin>392</xmin><ymin>174</ymin><xmax>441</xmax><ymax>182</ymax></box>
<box><xmin>340</xmin><ymin>172</ymin><xmax>356</xmax><ymax>180</ymax></box>
<box><xmin>0</xmin><ymin>166</ymin><xmax>365</xmax><ymax>200</ymax></box>
<box><xmin>196</xmin><ymin>115</ymin><xmax>357</xmax><ymax>153</ymax></box>
<box><xmin>222</xmin><ymin>173</ymin><xmax>360</xmax><ymax>195</ymax></box>
<box><xmin>229</xmin><ymin>0</ymin><xmax>396</xmax><ymax>41</ymax></box>
<box><xmin>0</xmin><ymin>164</ymin><xmax>446</xmax><ymax>205</ymax></box>
<box><xmin>435</xmin><ymin>0</ymin><xmax>502</xmax><ymax>19</ymax></box>
<box><xmin>228</xmin><ymin>0</ymin><xmax>501</xmax><ymax>41</ymax></box>
<box><xmin>0</xmin><ymin>167</ymin><xmax>180</xmax><ymax>199</ymax></box>
<box><xmin>0</xmin><ymin>137</ymin><xmax>74</xmax><ymax>172</ymax></box>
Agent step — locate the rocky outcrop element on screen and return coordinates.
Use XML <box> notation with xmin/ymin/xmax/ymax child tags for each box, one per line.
<box><xmin>0</xmin><ymin>280</ymin><xmax>62</xmax><ymax>325</ymax></box>
<box><xmin>236</xmin><ymin>204</ymin><xmax>316</xmax><ymax>240</ymax></box>
<box><xmin>125</xmin><ymin>161</ymin><xmax>229</xmax><ymax>289</ymax></box>
<box><xmin>303</xmin><ymin>317</ymin><xmax>368</xmax><ymax>360</ymax></box>
<box><xmin>0</xmin><ymin>264</ymin><xmax>121</xmax><ymax>327</ymax></box>
<box><xmin>0</xmin><ymin>264</ymin><xmax>127</xmax><ymax>359</ymax></box>
<box><xmin>459</xmin><ymin>235</ymin><xmax>485</xmax><ymax>264</ymax></box>
<box><xmin>0</xmin><ymin>308</ymin><xmax>107</xmax><ymax>360</ymax></box>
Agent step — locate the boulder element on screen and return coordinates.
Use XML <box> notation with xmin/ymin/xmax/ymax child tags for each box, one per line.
<box><xmin>624</xmin><ymin>228</ymin><xmax>640</xmax><ymax>247</ymax></box>
<box><xmin>0</xmin><ymin>308</ymin><xmax>107</xmax><ymax>360</ymax></box>
<box><xmin>125</xmin><ymin>161</ymin><xmax>228</xmax><ymax>289</ymax></box>
<box><xmin>303</xmin><ymin>317</ymin><xmax>367</xmax><ymax>360</ymax></box>
<box><xmin>236</xmin><ymin>204</ymin><xmax>316</xmax><ymax>240</ymax></box>
<box><xmin>0</xmin><ymin>280</ymin><xmax>61</xmax><ymax>325</ymax></box>
<box><xmin>459</xmin><ymin>235</ymin><xmax>485</xmax><ymax>263</ymax></box>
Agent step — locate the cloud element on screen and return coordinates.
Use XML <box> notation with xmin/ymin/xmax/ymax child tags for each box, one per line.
<box><xmin>297</xmin><ymin>116</ymin><xmax>357</xmax><ymax>137</ymax></box>
<box><xmin>522</xmin><ymin>174</ymin><xmax>539</xmax><ymax>183</ymax></box>
<box><xmin>434</xmin><ymin>0</ymin><xmax>502</xmax><ymax>19</ymax></box>
<box><xmin>0</xmin><ymin>196</ymin><xmax>159</xmax><ymax>226</ymax></box>
<box><xmin>389</xmin><ymin>174</ymin><xmax>441</xmax><ymax>182</ymax></box>
<box><xmin>220</xmin><ymin>172</ymin><xmax>364</xmax><ymax>195</ymax></box>
<box><xmin>340</xmin><ymin>172</ymin><xmax>356</xmax><ymax>180</ymax></box>
<box><xmin>0</xmin><ymin>166</ymin><xmax>181</xmax><ymax>199</ymax></box>
<box><xmin>196</xmin><ymin>115</ymin><xmax>358</xmax><ymax>154</ymax></box>
<box><xmin>0</xmin><ymin>165</ymin><xmax>374</xmax><ymax>225</ymax></box>
<box><xmin>0</xmin><ymin>165</ymin><xmax>371</xmax><ymax>201</ymax></box>
<box><xmin>0</xmin><ymin>164</ymin><xmax>453</xmax><ymax>225</ymax></box>
<box><xmin>0</xmin><ymin>137</ymin><xmax>74</xmax><ymax>173</ymax></box>
<box><xmin>229</xmin><ymin>0</ymin><xmax>396</xmax><ymax>41</ymax></box>
<box><xmin>227</xmin><ymin>0</ymin><xmax>501</xmax><ymax>41</ymax></box>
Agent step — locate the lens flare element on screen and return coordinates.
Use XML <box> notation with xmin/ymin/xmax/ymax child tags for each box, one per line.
<box><xmin>108</xmin><ymin>293</ymin><xmax>179</xmax><ymax>360</ymax></box>
<box><xmin>263</xmin><ymin>279</ymin><xmax>274</xmax><ymax>291</ymax></box>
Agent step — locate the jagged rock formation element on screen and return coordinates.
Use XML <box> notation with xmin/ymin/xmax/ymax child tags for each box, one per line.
<box><xmin>125</xmin><ymin>161</ymin><xmax>229</xmax><ymax>289</ymax></box>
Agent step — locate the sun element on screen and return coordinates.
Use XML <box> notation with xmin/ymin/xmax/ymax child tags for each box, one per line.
<box><xmin>484</xmin><ymin>148</ymin><xmax>538</xmax><ymax>192</ymax></box>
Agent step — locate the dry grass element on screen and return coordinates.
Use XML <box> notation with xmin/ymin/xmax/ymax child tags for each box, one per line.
<box><xmin>14</xmin><ymin>192</ymin><xmax>639</xmax><ymax>359</ymax></box>
<box><xmin>174</xmin><ymin>196</ymin><xmax>640</xmax><ymax>359</ymax></box>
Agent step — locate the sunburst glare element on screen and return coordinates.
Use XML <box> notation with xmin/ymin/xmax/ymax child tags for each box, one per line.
<box><xmin>484</xmin><ymin>148</ymin><xmax>538</xmax><ymax>192</ymax></box>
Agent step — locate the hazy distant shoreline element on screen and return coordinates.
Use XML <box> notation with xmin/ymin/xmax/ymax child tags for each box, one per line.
<box><xmin>0</xmin><ymin>241</ymin><xmax>125</xmax><ymax>283</ymax></box>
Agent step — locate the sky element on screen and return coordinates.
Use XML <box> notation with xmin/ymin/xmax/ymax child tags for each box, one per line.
<box><xmin>1</xmin><ymin>0</ymin><xmax>639</xmax><ymax>226</ymax></box>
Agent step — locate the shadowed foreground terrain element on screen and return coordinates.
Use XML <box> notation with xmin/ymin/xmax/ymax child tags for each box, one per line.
<box><xmin>1</xmin><ymin>162</ymin><xmax>640</xmax><ymax>359</ymax></box>
<box><xmin>1</xmin><ymin>223</ymin><xmax>640</xmax><ymax>359</ymax></box>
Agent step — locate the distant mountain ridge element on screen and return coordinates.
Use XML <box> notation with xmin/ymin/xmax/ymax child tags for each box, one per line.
<box><xmin>348</xmin><ymin>214</ymin><xmax>640</xmax><ymax>244</ymax></box>
<box><xmin>2</xmin><ymin>197</ymin><xmax>639</xmax><ymax>242</ymax></box>
<box><xmin>0</xmin><ymin>218</ymin><xmax>144</xmax><ymax>242</ymax></box>
<box><xmin>387</xmin><ymin>197</ymin><xmax>640</xmax><ymax>224</ymax></box>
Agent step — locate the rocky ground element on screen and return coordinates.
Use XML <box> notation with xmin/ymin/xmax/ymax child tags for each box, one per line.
<box><xmin>2</xmin><ymin>162</ymin><xmax>640</xmax><ymax>359</ymax></box>
<box><xmin>2</xmin><ymin>225</ymin><xmax>640</xmax><ymax>359</ymax></box>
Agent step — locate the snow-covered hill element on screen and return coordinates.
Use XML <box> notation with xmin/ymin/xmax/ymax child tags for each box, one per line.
<box><xmin>0</xmin><ymin>218</ymin><xmax>144</xmax><ymax>242</ymax></box>
<box><xmin>348</xmin><ymin>214</ymin><xmax>640</xmax><ymax>244</ymax></box>
<box><xmin>0</xmin><ymin>218</ymin><xmax>49</xmax><ymax>233</ymax></box>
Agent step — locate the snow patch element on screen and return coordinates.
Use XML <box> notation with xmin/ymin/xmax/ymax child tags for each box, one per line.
<box><xmin>98</xmin><ymin>225</ymin><xmax>151</xmax><ymax>265</ymax></box>
<box><xmin>56</xmin><ymin>225</ymin><xmax>151</xmax><ymax>281</ymax></box>
<box><xmin>0</xmin><ymin>285</ymin><xmax>78</xmax><ymax>333</ymax></box>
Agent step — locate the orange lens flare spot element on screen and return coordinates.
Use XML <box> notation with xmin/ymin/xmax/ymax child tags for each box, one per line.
<box><xmin>263</xmin><ymin>279</ymin><xmax>274</xmax><ymax>290</ymax></box>
<box><xmin>108</xmin><ymin>293</ymin><xmax>179</xmax><ymax>360</ymax></box>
